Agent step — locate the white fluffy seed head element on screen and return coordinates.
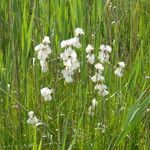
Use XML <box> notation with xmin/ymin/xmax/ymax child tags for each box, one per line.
<box><xmin>98</xmin><ymin>51</ymin><xmax>110</xmax><ymax>63</ymax></box>
<box><xmin>61</xmin><ymin>69</ymin><xmax>74</xmax><ymax>83</ymax></box>
<box><xmin>41</xmin><ymin>87</ymin><xmax>53</xmax><ymax>96</ymax></box>
<box><xmin>101</xmin><ymin>90</ymin><xmax>109</xmax><ymax>97</ymax></box>
<box><xmin>28</xmin><ymin>111</ymin><xmax>34</xmax><ymax>117</ymax></box>
<box><xmin>60</xmin><ymin>37</ymin><xmax>81</xmax><ymax>49</ymax></box>
<box><xmin>34</xmin><ymin>44</ymin><xmax>43</xmax><ymax>51</ymax></box>
<box><xmin>94</xmin><ymin>63</ymin><xmax>104</xmax><ymax>71</ymax></box>
<box><xmin>60</xmin><ymin>47</ymin><xmax>77</xmax><ymax>61</ymax></box>
<box><xmin>100</xmin><ymin>44</ymin><xmax>105</xmax><ymax>51</ymax></box>
<box><xmin>42</xmin><ymin>36</ymin><xmax>50</xmax><ymax>44</ymax></box>
<box><xmin>86</xmin><ymin>53</ymin><xmax>95</xmax><ymax>65</ymax></box>
<box><xmin>91</xmin><ymin>74</ymin><xmax>105</xmax><ymax>83</ymax></box>
<box><xmin>32</xmin><ymin>58</ymin><xmax>36</xmax><ymax>66</ymax></box>
<box><xmin>74</xmin><ymin>28</ymin><xmax>85</xmax><ymax>37</ymax></box>
<box><xmin>40</xmin><ymin>59</ymin><xmax>48</xmax><ymax>73</ymax></box>
<box><xmin>60</xmin><ymin>40</ymin><xmax>67</xmax><ymax>48</ymax></box>
<box><xmin>95</xmin><ymin>84</ymin><xmax>107</xmax><ymax>91</ymax></box>
<box><xmin>105</xmin><ymin>45</ymin><xmax>112</xmax><ymax>52</ymax></box>
<box><xmin>36</xmin><ymin>44</ymin><xmax>51</xmax><ymax>60</ymax></box>
<box><xmin>118</xmin><ymin>62</ymin><xmax>125</xmax><ymax>68</ymax></box>
<box><xmin>27</xmin><ymin>114</ymin><xmax>39</xmax><ymax>125</ymax></box>
<box><xmin>65</xmin><ymin>76</ymin><xmax>74</xmax><ymax>83</ymax></box>
<box><xmin>86</xmin><ymin>44</ymin><xmax>94</xmax><ymax>53</ymax></box>
<box><xmin>92</xmin><ymin>98</ymin><xmax>97</xmax><ymax>108</ymax></box>
<box><xmin>100</xmin><ymin>44</ymin><xmax>112</xmax><ymax>53</ymax></box>
<box><xmin>114</xmin><ymin>68</ymin><xmax>123</xmax><ymax>77</ymax></box>
<box><xmin>40</xmin><ymin>87</ymin><xmax>53</xmax><ymax>101</ymax></box>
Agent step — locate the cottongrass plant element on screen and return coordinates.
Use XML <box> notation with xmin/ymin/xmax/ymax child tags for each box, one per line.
<box><xmin>60</xmin><ymin>28</ymin><xmax>84</xmax><ymax>83</ymax></box>
<box><xmin>34</xmin><ymin>36</ymin><xmax>52</xmax><ymax>73</ymax></box>
<box><xmin>115</xmin><ymin>62</ymin><xmax>126</xmax><ymax>77</ymax></box>
<box><xmin>40</xmin><ymin>87</ymin><xmax>54</xmax><ymax>101</ymax></box>
<box><xmin>88</xmin><ymin>98</ymin><xmax>98</xmax><ymax>116</ymax></box>
<box><xmin>27</xmin><ymin>111</ymin><xmax>39</xmax><ymax>125</ymax></box>
<box><xmin>28</xmin><ymin>27</ymin><xmax>126</xmax><ymax>150</ymax></box>
<box><xmin>86</xmin><ymin>44</ymin><xmax>95</xmax><ymax>65</ymax></box>
<box><xmin>90</xmin><ymin>44</ymin><xmax>112</xmax><ymax>97</ymax></box>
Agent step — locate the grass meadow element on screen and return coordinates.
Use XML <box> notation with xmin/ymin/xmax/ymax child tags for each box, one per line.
<box><xmin>0</xmin><ymin>0</ymin><xmax>150</xmax><ymax>149</ymax></box>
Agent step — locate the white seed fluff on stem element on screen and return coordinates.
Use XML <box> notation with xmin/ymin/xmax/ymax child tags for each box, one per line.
<box><xmin>114</xmin><ymin>67</ymin><xmax>123</xmax><ymax>77</ymax></box>
<box><xmin>118</xmin><ymin>62</ymin><xmax>125</xmax><ymax>68</ymax></box>
<box><xmin>100</xmin><ymin>44</ymin><xmax>112</xmax><ymax>52</ymax></box>
<box><xmin>86</xmin><ymin>44</ymin><xmax>95</xmax><ymax>65</ymax></box>
<box><xmin>34</xmin><ymin>44</ymin><xmax>43</xmax><ymax>52</ymax></box>
<box><xmin>40</xmin><ymin>60</ymin><xmax>48</xmax><ymax>73</ymax></box>
<box><xmin>95</xmin><ymin>84</ymin><xmax>109</xmax><ymax>97</ymax></box>
<box><xmin>95</xmin><ymin>84</ymin><xmax>107</xmax><ymax>91</ymax></box>
<box><xmin>32</xmin><ymin>58</ymin><xmax>36</xmax><ymax>66</ymax></box>
<box><xmin>86</xmin><ymin>54</ymin><xmax>95</xmax><ymax>65</ymax></box>
<box><xmin>60</xmin><ymin>28</ymin><xmax>83</xmax><ymax>83</ymax></box>
<box><xmin>28</xmin><ymin>111</ymin><xmax>34</xmax><ymax>117</ymax></box>
<box><xmin>95</xmin><ymin>63</ymin><xmax>104</xmax><ymax>71</ymax></box>
<box><xmin>60</xmin><ymin>37</ymin><xmax>81</xmax><ymax>49</ymax></box>
<box><xmin>42</xmin><ymin>36</ymin><xmax>50</xmax><ymax>44</ymax></box>
<box><xmin>60</xmin><ymin>47</ymin><xmax>80</xmax><ymax>72</ymax></box>
<box><xmin>88</xmin><ymin>98</ymin><xmax>97</xmax><ymax>116</ymax></box>
<box><xmin>27</xmin><ymin>111</ymin><xmax>39</xmax><ymax>125</ymax></box>
<box><xmin>98</xmin><ymin>51</ymin><xmax>110</xmax><ymax>63</ymax></box>
<box><xmin>114</xmin><ymin>61</ymin><xmax>125</xmax><ymax>77</ymax></box>
<box><xmin>91</xmin><ymin>73</ymin><xmax>105</xmax><ymax>83</ymax></box>
<box><xmin>37</xmin><ymin>45</ymin><xmax>51</xmax><ymax>60</ymax></box>
<box><xmin>64</xmin><ymin>76</ymin><xmax>74</xmax><ymax>83</ymax></box>
<box><xmin>86</xmin><ymin>44</ymin><xmax>94</xmax><ymax>53</ymax></box>
<box><xmin>34</xmin><ymin>36</ymin><xmax>52</xmax><ymax>73</ymax></box>
<box><xmin>60</xmin><ymin>47</ymin><xmax>77</xmax><ymax>62</ymax></box>
<box><xmin>41</xmin><ymin>87</ymin><xmax>53</xmax><ymax>101</ymax></box>
<box><xmin>88</xmin><ymin>106</ymin><xmax>94</xmax><ymax>116</ymax></box>
<box><xmin>98</xmin><ymin>44</ymin><xmax>112</xmax><ymax>63</ymax></box>
<box><xmin>61</xmin><ymin>69</ymin><xmax>74</xmax><ymax>83</ymax></box>
<box><xmin>74</xmin><ymin>28</ymin><xmax>85</xmax><ymax>37</ymax></box>
<box><xmin>100</xmin><ymin>90</ymin><xmax>109</xmax><ymax>97</ymax></box>
<box><xmin>91</xmin><ymin>98</ymin><xmax>98</xmax><ymax>108</ymax></box>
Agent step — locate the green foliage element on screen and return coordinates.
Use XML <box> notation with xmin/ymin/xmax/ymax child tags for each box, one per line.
<box><xmin>0</xmin><ymin>0</ymin><xmax>150</xmax><ymax>149</ymax></box>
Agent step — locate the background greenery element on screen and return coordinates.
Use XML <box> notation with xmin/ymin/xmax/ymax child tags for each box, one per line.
<box><xmin>0</xmin><ymin>0</ymin><xmax>150</xmax><ymax>149</ymax></box>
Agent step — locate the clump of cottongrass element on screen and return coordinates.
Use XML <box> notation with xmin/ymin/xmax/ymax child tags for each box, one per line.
<box><xmin>60</xmin><ymin>28</ymin><xmax>84</xmax><ymax>83</ymax></box>
<box><xmin>41</xmin><ymin>87</ymin><xmax>54</xmax><ymax>101</ymax></box>
<box><xmin>27</xmin><ymin>111</ymin><xmax>39</xmax><ymax>125</ymax></box>
<box><xmin>91</xmin><ymin>63</ymin><xmax>105</xmax><ymax>83</ymax></box>
<box><xmin>90</xmin><ymin>62</ymin><xmax>109</xmax><ymax>97</ymax></box>
<box><xmin>86</xmin><ymin>44</ymin><xmax>95</xmax><ymax>65</ymax></box>
<box><xmin>114</xmin><ymin>61</ymin><xmax>125</xmax><ymax>77</ymax></box>
<box><xmin>98</xmin><ymin>44</ymin><xmax>112</xmax><ymax>63</ymax></box>
<box><xmin>60</xmin><ymin>47</ymin><xmax>80</xmax><ymax>83</ymax></box>
<box><xmin>90</xmin><ymin>44</ymin><xmax>112</xmax><ymax>96</ymax></box>
<box><xmin>34</xmin><ymin>36</ymin><xmax>52</xmax><ymax>73</ymax></box>
<box><xmin>88</xmin><ymin>98</ymin><xmax>98</xmax><ymax>116</ymax></box>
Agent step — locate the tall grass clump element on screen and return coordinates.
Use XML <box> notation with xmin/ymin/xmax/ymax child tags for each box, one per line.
<box><xmin>0</xmin><ymin>0</ymin><xmax>150</xmax><ymax>149</ymax></box>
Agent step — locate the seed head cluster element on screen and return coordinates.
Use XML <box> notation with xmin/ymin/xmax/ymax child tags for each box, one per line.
<box><xmin>27</xmin><ymin>27</ymin><xmax>126</xmax><ymax>125</ymax></box>
<box><xmin>60</xmin><ymin>28</ymin><xmax>84</xmax><ymax>83</ymax></box>
<box><xmin>34</xmin><ymin>36</ymin><xmax>52</xmax><ymax>73</ymax></box>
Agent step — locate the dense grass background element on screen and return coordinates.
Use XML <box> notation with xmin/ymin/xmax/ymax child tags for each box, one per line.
<box><xmin>0</xmin><ymin>0</ymin><xmax>150</xmax><ymax>149</ymax></box>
